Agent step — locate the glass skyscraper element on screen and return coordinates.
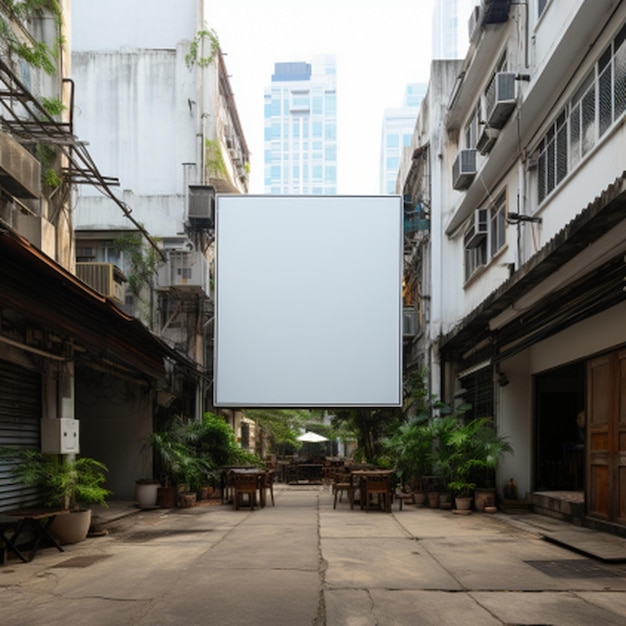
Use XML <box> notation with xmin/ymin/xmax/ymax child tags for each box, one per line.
<box><xmin>263</xmin><ymin>55</ymin><xmax>337</xmax><ymax>195</ymax></box>
<box><xmin>379</xmin><ymin>83</ymin><xmax>426</xmax><ymax>194</ymax></box>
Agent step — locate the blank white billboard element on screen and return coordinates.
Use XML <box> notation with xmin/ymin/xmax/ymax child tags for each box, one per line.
<box><xmin>214</xmin><ymin>195</ymin><xmax>402</xmax><ymax>407</ymax></box>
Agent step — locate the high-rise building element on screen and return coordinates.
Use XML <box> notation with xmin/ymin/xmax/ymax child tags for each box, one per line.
<box><xmin>432</xmin><ymin>0</ymin><xmax>476</xmax><ymax>59</ymax></box>
<box><xmin>263</xmin><ymin>55</ymin><xmax>337</xmax><ymax>195</ymax></box>
<box><xmin>380</xmin><ymin>84</ymin><xmax>426</xmax><ymax>194</ymax></box>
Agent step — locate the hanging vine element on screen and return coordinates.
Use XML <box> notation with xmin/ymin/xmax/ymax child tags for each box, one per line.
<box><xmin>185</xmin><ymin>28</ymin><xmax>220</xmax><ymax>70</ymax></box>
<box><xmin>114</xmin><ymin>232</ymin><xmax>159</xmax><ymax>299</ymax></box>
<box><xmin>0</xmin><ymin>0</ymin><xmax>62</xmax><ymax>75</ymax></box>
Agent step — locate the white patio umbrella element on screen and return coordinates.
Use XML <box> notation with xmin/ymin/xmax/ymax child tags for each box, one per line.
<box><xmin>296</xmin><ymin>431</ymin><xmax>329</xmax><ymax>443</ymax></box>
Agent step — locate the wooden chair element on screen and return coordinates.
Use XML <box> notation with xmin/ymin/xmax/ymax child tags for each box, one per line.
<box><xmin>394</xmin><ymin>490</ymin><xmax>414</xmax><ymax>511</ymax></box>
<box><xmin>261</xmin><ymin>470</ymin><xmax>275</xmax><ymax>507</ymax></box>
<box><xmin>364</xmin><ymin>475</ymin><xmax>392</xmax><ymax>513</ymax></box>
<box><xmin>333</xmin><ymin>472</ymin><xmax>355</xmax><ymax>510</ymax></box>
<box><xmin>232</xmin><ymin>473</ymin><xmax>259</xmax><ymax>510</ymax></box>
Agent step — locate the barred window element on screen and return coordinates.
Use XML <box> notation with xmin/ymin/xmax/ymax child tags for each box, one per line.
<box><xmin>464</xmin><ymin>190</ymin><xmax>507</xmax><ymax>281</ymax></box>
<box><xmin>464</xmin><ymin>238</ymin><xmax>487</xmax><ymax>281</ymax></box>
<box><xmin>490</xmin><ymin>192</ymin><xmax>507</xmax><ymax>258</ymax></box>
<box><xmin>537</xmin><ymin>22</ymin><xmax>626</xmax><ymax>205</ymax></box>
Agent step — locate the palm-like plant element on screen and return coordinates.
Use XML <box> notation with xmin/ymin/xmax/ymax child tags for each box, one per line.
<box><xmin>1</xmin><ymin>449</ymin><xmax>111</xmax><ymax>510</ymax></box>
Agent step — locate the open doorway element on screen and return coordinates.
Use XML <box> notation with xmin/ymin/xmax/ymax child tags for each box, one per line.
<box><xmin>534</xmin><ymin>362</ymin><xmax>585</xmax><ymax>491</ymax></box>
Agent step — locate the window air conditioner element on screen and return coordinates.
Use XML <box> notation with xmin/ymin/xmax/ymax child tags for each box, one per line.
<box><xmin>487</xmin><ymin>72</ymin><xmax>517</xmax><ymax>129</ymax></box>
<box><xmin>465</xmin><ymin>208</ymin><xmax>488</xmax><ymax>248</ymax></box>
<box><xmin>157</xmin><ymin>250</ymin><xmax>210</xmax><ymax>296</ymax></box>
<box><xmin>452</xmin><ymin>149</ymin><xmax>477</xmax><ymax>191</ymax></box>
<box><xmin>476</xmin><ymin>126</ymin><xmax>500</xmax><ymax>155</ymax></box>
<box><xmin>76</xmin><ymin>263</ymin><xmax>126</xmax><ymax>303</ymax></box>
<box><xmin>188</xmin><ymin>185</ymin><xmax>215</xmax><ymax>226</ymax></box>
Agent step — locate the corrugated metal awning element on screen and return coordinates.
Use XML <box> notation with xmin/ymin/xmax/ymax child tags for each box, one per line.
<box><xmin>0</xmin><ymin>227</ymin><xmax>187</xmax><ymax>383</ymax></box>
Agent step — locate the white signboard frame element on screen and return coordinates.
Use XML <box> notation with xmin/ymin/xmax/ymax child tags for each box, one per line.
<box><xmin>214</xmin><ymin>195</ymin><xmax>403</xmax><ymax>407</ymax></box>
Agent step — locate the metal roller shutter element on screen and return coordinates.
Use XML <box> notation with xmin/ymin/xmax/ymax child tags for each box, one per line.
<box><xmin>0</xmin><ymin>359</ymin><xmax>42</xmax><ymax>511</ymax></box>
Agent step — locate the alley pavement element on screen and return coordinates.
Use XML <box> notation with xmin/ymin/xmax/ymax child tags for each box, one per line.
<box><xmin>1</xmin><ymin>484</ymin><xmax>626</xmax><ymax>625</ymax></box>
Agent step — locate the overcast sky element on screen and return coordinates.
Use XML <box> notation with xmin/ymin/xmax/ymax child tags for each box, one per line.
<box><xmin>205</xmin><ymin>0</ymin><xmax>437</xmax><ymax>194</ymax></box>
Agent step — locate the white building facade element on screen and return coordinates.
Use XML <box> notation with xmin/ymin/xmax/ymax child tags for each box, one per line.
<box><xmin>402</xmin><ymin>0</ymin><xmax>626</xmax><ymax>534</ymax></box>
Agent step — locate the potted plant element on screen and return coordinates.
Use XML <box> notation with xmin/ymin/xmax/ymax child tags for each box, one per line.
<box><xmin>383</xmin><ymin>419</ymin><xmax>434</xmax><ymax>506</ymax></box>
<box><xmin>441</xmin><ymin>417</ymin><xmax>513</xmax><ymax>514</ymax></box>
<box><xmin>143</xmin><ymin>418</ymin><xmax>214</xmax><ymax>508</ymax></box>
<box><xmin>470</xmin><ymin>418</ymin><xmax>513</xmax><ymax>511</ymax></box>
<box><xmin>428</xmin><ymin>415</ymin><xmax>460</xmax><ymax>509</ymax></box>
<box><xmin>135</xmin><ymin>478</ymin><xmax>161</xmax><ymax>509</ymax></box>
<box><xmin>1</xmin><ymin>449</ymin><xmax>111</xmax><ymax>544</ymax></box>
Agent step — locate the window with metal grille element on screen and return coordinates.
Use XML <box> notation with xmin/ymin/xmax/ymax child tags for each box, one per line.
<box><xmin>490</xmin><ymin>191</ymin><xmax>507</xmax><ymax>258</ymax></box>
<box><xmin>536</xmin><ymin>21</ymin><xmax>626</xmax><ymax>204</ymax></box>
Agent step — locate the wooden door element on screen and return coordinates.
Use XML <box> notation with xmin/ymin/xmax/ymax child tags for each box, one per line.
<box><xmin>587</xmin><ymin>349</ymin><xmax>626</xmax><ymax>525</ymax></box>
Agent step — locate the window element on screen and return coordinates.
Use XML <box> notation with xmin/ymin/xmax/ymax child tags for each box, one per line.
<box><xmin>386</xmin><ymin>156</ymin><xmax>399</xmax><ymax>170</ymax></box>
<box><xmin>538</xmin><ymin>0</ymin><xmax>549</xmax><ymax>18</ymax></box>
<box><xmin>312</xmin><ymin>122</ymin><xmax>323</xmax><ymax>137</ymax></box>
<box><xmin>464</xmin><ymin>238</ymin><xmax>487</xmax><ymax>282</ymax></box>
<box><xmin>325</xmin><ymin>145</ymin><xmax>336</xmax><ymax>161</ymax></box>
<box><xmin>291</xmin><ymin>90</ymin><xmax>310</xmax><ymax>111</ymax></box>
<box><xmin>325</xmin><ymin>124</ymin><xmax>336</xmax><ymax>140</ymax></box>
<box><xmin>463</xmin><ymin>190</ymin><xmax>507</xmax><ymax>281</ymax></box>
<box><xmin>386</xmin><ymin>134</ymin><xmax>400</xmax><ymax>148</ymax></box>
<box><xmin>464</xmin><ymin>104</ymin><xmax>480</xmax><ymax>149</ymax></box>
<box><xmin>403</xmin><ymin>133</ymin><xmax>412</xmax><ymax>147</ymax></box>
<box><xmin>536</xmin><ymin>22</ymin><xmax>626</xmax><ymax>204</ymax></box>
<box><xmin>324</xmin><ymin>91</ymin><xmax>336</xmax><ymax>115</ymax></box>
<box><xmin>490</xmin><ymin>192</ymin><xmax>507</xmax><ymax>257</ymax></box>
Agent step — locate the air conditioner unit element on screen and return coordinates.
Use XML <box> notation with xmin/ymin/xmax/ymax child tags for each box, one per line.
<box><xmin>403</xmin><ymin>308</ymin><xmax>418</xmax><ymax>337</ymax></box>
<box><xmin>452</xmin><ymin>149</ymin><xmax>477</xmax><ymax>190</ymax></box>
<box><xmin>487</xmin><ymin>72</ymin><xmax>517</xmax><ymax>129</ymax></box>
<box><xmin>468</xmin><ymin>5</ymin><xmax>482</xmax><ymax>43</ymax></box>
<box><xmin>188</xmin><ymin>185</ymin><xmax>215</xmax><ymax>226</ymax></box>
<box><xmin>0</xmin><ymin>131</ymin><xmax>41</xmax><ymax>198</ymax></box>
<box><xmin>76</xmin><ymin>263</ymin><xmax>127</xmax><ymax>303</ymax></box>
<box><xmin>465</xmin><ymin>208</ymin><xmax>489</xmax><ymax>248</ymax></box>
<box><xmin>157</xmin><ymin>250</ymin><xmax>210</xmax><ymax>295</ymax></box>
<box><xmin>476</xmin><ymin>126</ymin><xmax>500</xmax><ymax>155</ymax></box>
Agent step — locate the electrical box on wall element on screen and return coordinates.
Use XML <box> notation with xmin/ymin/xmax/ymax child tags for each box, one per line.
<box><xmin>41</xmin><ymin>418</ymin><xmax>80</xmax><ymax>454</ymax></box>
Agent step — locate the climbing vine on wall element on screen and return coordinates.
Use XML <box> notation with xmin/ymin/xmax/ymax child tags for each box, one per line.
<box><xmin>185</xmin><ymin>28</ymin><xmax>220</xmax><ymax>70</ymax></box>
<box><xmin>0</xmin><ymin>0</ymin><xmax>62</xmax><ymax>75</ymax></box>
<box><xmin>115</xmin><ymin>232</ymin><xmax>159</xmax><ymax>298</ymax></box>
<box><xmin>204</xmin><ymin>138</ymin><xmax>230</xmax><ymax>181</ymax></box>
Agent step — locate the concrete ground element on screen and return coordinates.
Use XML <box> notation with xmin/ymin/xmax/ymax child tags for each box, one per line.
<box><xmin>1</xmin><ymin>484</ymin><xmax>626</xmax><ymax>625</ymax></box>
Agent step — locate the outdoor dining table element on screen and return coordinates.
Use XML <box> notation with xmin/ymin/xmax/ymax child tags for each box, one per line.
<box><xmin>1</xmin><ymin>507</ymin><xmax>68</xmax><ymax>562</ymax></box>
<box><xmin>220</xmin><ymin>465</ymin><xmax>257</xmax><ymax>504</ymax></box>
<box><xmin>227</xmin><ymin>468</ymin><xmax>272</xmax><ymax>508</ymax></box>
